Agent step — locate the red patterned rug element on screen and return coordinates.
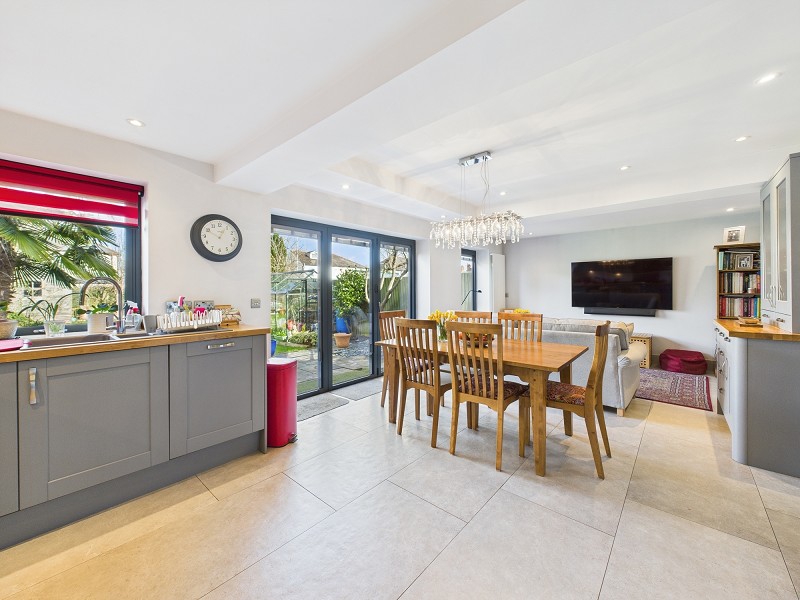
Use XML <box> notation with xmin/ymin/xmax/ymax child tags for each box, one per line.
<box><xmin>636</xmin><ymin>368</ymin><xmax>712</xmax><ymax>411</ymax></box>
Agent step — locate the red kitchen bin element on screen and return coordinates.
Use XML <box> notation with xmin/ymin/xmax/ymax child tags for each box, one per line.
<box><xmin>266</xmin><ymin>358</ymin><xmax>298</xmax><ymax>447</ymax></box>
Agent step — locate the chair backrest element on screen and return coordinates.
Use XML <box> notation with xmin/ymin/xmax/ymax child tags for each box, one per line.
<box><xmin>454</xmin><ymin>310</ymin><xmax>492</xmax><ymax>323</ymax></box>
<box><xmin>445</xmin><ymin>321</ymin><xmax>505</xmax><ymax>404</ymax></box>
<box><xmin>396</xmin><ymin>318</ymin><xmax>440</xmax><ymax>388</ymax></box>
<box><xmin>498</xmin><ymin>312</ymin><xmax>543</xmax><ymax>342</ymax></box>
<box><xmin>584</xmin><ymin>322</ymin><xmax>611</xmax><ymax>409</ymax></box>
<box><xmin>378</xmin><ymin>310</ymin><xmax>405</xmax><ymax>341</ymax></box>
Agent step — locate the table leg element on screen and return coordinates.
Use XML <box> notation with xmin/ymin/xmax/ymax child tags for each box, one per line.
<box><xmin>531</xmin><ymin>370</ymin><xmax>547</xmax><ymax>476</ymax></box>
<box><xmin>386</xmin><ymin>346</ymin><xmax>400</xmax><ymax>424</ymax></box>
<box><xmin>559</xmin><ymin>364</ymin><xmax>573</xmax><ymax>436</ymax></box>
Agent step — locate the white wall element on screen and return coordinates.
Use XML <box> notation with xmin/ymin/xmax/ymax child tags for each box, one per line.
<box><xmin>415</xmin><ymin>240</ymin><xmax>461</xmax><ymax>317</ymax></box>
<box><xmin>505</xmin><ymin>212</ymin><xmax>761</xmax><ymax>357</ymax></box>
<box><xmin>0</xmin><ymin>110</ymin><xmax>445</xmax><ymax>323</ymax></box>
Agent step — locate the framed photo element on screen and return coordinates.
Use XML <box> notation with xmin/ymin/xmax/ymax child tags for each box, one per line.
<box><xmin>723</xmin><ymin>226</ymin><xmax>746</xmax><ymax>243</ymax></box>
<box><xmin>734</xmin><ymin>253</ymin><xmax>755</xmax><ymax>270</ymax></box>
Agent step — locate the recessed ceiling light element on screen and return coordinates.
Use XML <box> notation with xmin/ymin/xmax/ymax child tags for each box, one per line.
<box><xmin>499</xmin><ymin>191</ymin><xmax>507</xmax><ymax>196</ymax></box>
<box><xmin>726</xmin><ymin>207</ymin><xmax>735</xmax><ymax>212</ymax></box>
<box><xmin>620</xmin><ymin>165</ymin><xmax>631</xmax><ymax>171</ymax></box>
<box><xmin>126</xmin><ymin>118</ymin><xmax>145</xmax><ymax>127</ymax></box>
<box><xmin>735</xmin><ymin>136</ymin><xmax>750</xmax><ymax>142</ymax></box>
<box><xmin>755</xmin><ymin>72</ymin><xmax>780</xmax><ymax>85</ymax></box>
<box><xmin>440</xmin><ymin>215</ymin><xmax>446</xmax><ymax>219</ymax></box>
<box><xmin>341</xmin><ymin>184</ymin><xmax>350</xmax><ymax>190</ymax></box>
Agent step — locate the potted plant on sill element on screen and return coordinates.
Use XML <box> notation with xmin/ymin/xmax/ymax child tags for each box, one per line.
<box><xmin>75</xmin><ymin>302</ymin><xmax>119</xmax><ymax>333</ymax></box>
<box><xmin>17</xmin><ymin>292</ymin><xmax>77</xmax><ymax>337</ymax></box>
<box><xmin>0</xmin><ymin>300</ymin><xmax>18</xmax><ymax>340</ymax></box>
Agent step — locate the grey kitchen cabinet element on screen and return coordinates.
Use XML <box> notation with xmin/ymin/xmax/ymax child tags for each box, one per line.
<box><xmin>17</xmin><ymin>347</ymin><xmax>169</xmax><ymax>509</ymax></box>
<box><xmin>0</xmin><ymin>362</ymin><xmax>18</xmax><ymax>516</ymax></box>
<box><xmin>169</xmin><ymin>335</ymin><xmax>266</xmax><ymax>458</ymax></box>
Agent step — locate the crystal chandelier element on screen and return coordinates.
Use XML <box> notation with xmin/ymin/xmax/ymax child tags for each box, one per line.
<box><xmin>430</xmin><ymin>151</ymin><xmax>524</xmax><ymax>249</ymax></box>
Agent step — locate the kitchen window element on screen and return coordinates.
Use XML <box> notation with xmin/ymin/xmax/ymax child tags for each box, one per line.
<box><xmin>0</xmin><ymin>159</ymin><xmax>142</xmax><ymax>334</ymax></box>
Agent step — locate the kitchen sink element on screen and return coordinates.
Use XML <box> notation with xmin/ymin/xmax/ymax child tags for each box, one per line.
<box><xmin>21</xmin><ymin>333</ymin><xmax>117</xmax><ymax>349</ymax></box>
<box><xmin>19</xmin><ymin>327</ymin><xmax>228</xmax><ymax>350</ymax></box>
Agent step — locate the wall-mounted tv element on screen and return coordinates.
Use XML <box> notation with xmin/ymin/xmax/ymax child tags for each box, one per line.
<box><xmin>571</xmin><ymin>257</ymin><xmax>673</xmax><ymax>317</ymax></box>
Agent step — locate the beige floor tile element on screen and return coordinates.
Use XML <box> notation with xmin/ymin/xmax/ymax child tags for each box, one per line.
<box><xmin>284</xmin><ymin>423</ymin><xmax>435</xmax><ymax>509</ymax></box>
<box><xmin>7</xmin><ymin>474</ymin><xmax>332</xmax><ymax>600</ymax></box>
<box><xmin>600</xmin><ymin>500</ymin><xmax>796</xmax><ymax>600</ymax></box>
<box><xmin>644</xmin><ymin>399</ymin><xmax>731</xmax><ymax>449</ymax></box>
<box><xmin>198</xmin><ymin>413</ymin><xmax>366</xmax><ymax>499</ymax></box>
<box><xmin>410</xmin><ymin>396</ymin><xmax>475</xmax><ymax>442</ymax></box>
<box><xmin>204</xmin><ymin>481</ymin><xmax>464</xmax><ymax>600</ymax></box>
<box><xmin>327</xmin><ymin>391</ymin><xmax>396</xmax><ymax>432</ymax></box>
<box><xmin>390</xmin><ymin>425</ymin><xmax>525</xmax><ymax>521</ymax></box>
<box><xmin>402</xmin><ymin>489</ymin><xmax>613</xmax><ymax>599</ymax></box>
<box><xmin>628</xmin><ymin>429</ymin><xmax>777</xmax><ymax>549</ymax></box>
<box><xmin>768</xmin><ymin>509</ymin><xmax>800</xmax><ymax>594</ymax></box>
<box><xmin>547</xmin><ymin>401</ymin><xmax>649</xmax><ymax>452</ymax></box>
<box><xmin>502</xmin><ymin>428</ymin><xmax>636</xmax><ymax>535</ymax></box>
<box><xmin>753</xmin><ymin>467</ymin><xmax>800</xmax><ymax>520</ymax></box>
<box><xmin>0</xmin><ymin>477</ymin><xmax>215</xmax><ymax>599</ymax></box>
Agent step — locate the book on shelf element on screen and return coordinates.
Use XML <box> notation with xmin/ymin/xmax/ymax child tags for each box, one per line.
<box><xmin>719</xmin><ymin>272</ymin><xmax>760</xmax><ymax>294</ymax></box>
<box><xmin>719</xmin><ymin>296</ymin><xmax>760</xmax><ymax>318</ymax></box>
<box><xmin>717</xmin><ymin>249</ymin><xmax>760</xmax><ymax>271</ymax></box>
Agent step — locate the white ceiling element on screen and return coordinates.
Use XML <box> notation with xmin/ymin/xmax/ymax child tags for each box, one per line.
<box><xmin>2</xmin><ymin>0</ymin><xmax>799</xmax><ymax>237</ymax></box>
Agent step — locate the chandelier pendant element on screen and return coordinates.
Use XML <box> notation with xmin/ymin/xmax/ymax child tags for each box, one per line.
<box><xmin>430</xmin><ymin>150</ymin><xmax>525</xmax><ymax>248</ymax></box>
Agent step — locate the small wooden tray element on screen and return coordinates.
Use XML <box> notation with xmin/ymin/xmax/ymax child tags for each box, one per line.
<box><xmin>737</xmin><ymin>317</ymin><xmax>763</xmax><ymax>327</ymax></box>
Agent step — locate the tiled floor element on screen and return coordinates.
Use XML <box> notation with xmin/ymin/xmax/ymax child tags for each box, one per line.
<box><xmin>2</xmin><ymin>379</ymin><xmax>800</xmax><ymax>599</ymax></box>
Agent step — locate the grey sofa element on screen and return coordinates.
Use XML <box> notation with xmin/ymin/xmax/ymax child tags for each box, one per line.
<box><xmin>541</xmin><ymin>317</ymin><xmax>647</xmax><ymax>415</ymax></box>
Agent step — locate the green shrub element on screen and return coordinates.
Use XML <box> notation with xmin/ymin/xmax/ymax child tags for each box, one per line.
<box><xmin>287</xmin><ymin>330</ymin><xmax>317</xmax><ymax>346</ymax></box>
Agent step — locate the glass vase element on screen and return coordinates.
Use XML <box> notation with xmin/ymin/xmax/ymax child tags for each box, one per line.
<box><xmin>437</xmin><ymin>323</ymin><xmax>447</xmax><ymax>342</ymax></box>
<box><xmin>44</xmin><ymin>319</ymin><xmax>66</xmax><ymax>337</ymax></box>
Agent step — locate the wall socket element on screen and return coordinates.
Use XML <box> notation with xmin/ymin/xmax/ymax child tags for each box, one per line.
<box><xmin>250</xmin><ymin>298</ymin><xmax>261</xmax><ymax>309</ymax></box>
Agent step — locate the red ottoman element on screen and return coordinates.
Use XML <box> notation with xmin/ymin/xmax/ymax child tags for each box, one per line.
<box><xmin>659</xmin><ymin>349</ymin><xmax>707</xmax><ymax>375</ymax></box>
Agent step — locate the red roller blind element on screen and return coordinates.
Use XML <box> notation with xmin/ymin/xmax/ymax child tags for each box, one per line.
<box><xmin>0</xmin><ymin>159</ymin><xmax>143</xmax><ymax>227</ymax></box>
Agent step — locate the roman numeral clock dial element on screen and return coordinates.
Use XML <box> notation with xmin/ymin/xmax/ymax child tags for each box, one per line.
<box><xmin>190</xmin><ymin>214</ymin><xmax>243</xmax><ymax>261</ymax></box>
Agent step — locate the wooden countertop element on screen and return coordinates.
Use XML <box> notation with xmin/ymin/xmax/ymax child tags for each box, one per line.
<box><xmin>0</xmin><ymin>324</ymin><xmax>270</xmax><ymax>363</ymax></box>
<box><xmin>715</xmin><ymin>319</ymin><xmax>800</xmax><ymax>342</ymax></box>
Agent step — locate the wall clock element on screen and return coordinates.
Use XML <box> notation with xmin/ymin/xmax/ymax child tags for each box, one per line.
<box><xmin>190</xmin><ymin>214</ymin><xmax>242</xmax><ymax>261</ymax></box>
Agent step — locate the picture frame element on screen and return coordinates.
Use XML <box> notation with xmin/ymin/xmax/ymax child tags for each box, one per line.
<box><xmin>734</xmin><ymin>253</ymin><xmax>755</xmax><ymax>270</ymax></box>
<box><xmin>723</xmin><ymin>226</ymin><xmax>746</xmax><ymax>243</ymax></box>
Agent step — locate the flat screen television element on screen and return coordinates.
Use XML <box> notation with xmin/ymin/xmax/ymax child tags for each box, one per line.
<box><xmin>571</xmin><ymin>257</ymin><xmax>673</xmax><ymax>316</ymax></box>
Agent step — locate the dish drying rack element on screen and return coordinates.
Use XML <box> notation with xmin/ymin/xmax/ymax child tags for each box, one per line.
<box><xmin>158</xmin><ymin>309</ymin><xmax>223</xmax><ymax>333</ymax></box>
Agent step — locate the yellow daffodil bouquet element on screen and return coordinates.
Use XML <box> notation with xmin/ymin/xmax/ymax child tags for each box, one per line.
<box><xmin>512</xmin><ymin>308</ymin><xmax>530</xmax><ymax>313</ymax></box>
<box><xmin>428</xmin><ymin>309</ymin><xmax>457</xmax><ymax>341</ymax></box>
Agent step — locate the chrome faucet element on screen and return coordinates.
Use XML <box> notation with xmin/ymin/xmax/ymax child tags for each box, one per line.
<box><xmin>79</xmin><ymin>277</ymin><xmax>125</xmax><ymax>334</ymax></box>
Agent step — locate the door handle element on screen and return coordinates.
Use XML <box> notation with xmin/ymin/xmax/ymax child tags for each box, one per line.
<box><xmin>207</xmin><ymin>342</ymin><xmax>235</xmax><ymax>350</ymax></box>
<box><xmin>29</xmin><ymin>368</ymin><xmax>37</xmax><ymax>405</ymax></box>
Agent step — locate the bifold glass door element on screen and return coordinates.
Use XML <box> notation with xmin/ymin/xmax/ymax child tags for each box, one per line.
<box><xmin>331</xmin><ymin>234</ymin><xmax>372</xmax><ymax>386</ymax></box>
<box><xmin>271</xmin><ymin>217</ymin><xmax>414</xmax><ymax>397</ymax></box>
<box><xmin>270</xmin><ymin>226</ymin><xmax>321</xmax><ymax>395</ymax></box>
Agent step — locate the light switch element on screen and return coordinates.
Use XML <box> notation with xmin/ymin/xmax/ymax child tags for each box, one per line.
<box><xmin>250</xmin><ymin>298</ymin><xmax>261</xmax><ymax>309</ymax></box>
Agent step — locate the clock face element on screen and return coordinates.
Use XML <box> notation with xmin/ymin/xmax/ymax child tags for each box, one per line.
<box><xmin>190</xmin><ymin>214</ymin><xmax>242</xmax><ymax>261</ymax></box>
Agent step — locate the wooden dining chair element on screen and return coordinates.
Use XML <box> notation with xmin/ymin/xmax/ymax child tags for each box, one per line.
<box><xmin>498</xmin><ymin>312</ymin><xmax>543</xmax><ymax>342</ymax></box>
<box><xmin>378</xmin><ymin>310</ymin><xmax>405</xmax><ymax>407</ymax></box>
<box><xmin>445</xmin><ymin>321</ymin><xmax>527</xmax><ymax>470</ymax></box>
<box><xmin>454</xmin><ymin>310</ymin><xmax>492</xmax><ymax>323</ymax></box>
<box><xmin>395</xmin><ymin>318</ymin><xmax>452</xmax><ymax>448</ymax></box>
<box><xmin>498</xmin><ymin>312</ymin><xmax>542</xmax><ymax>445</ymax></box>
<box><xmin>542</xmin><ymin>321</ymin><xmax>612</xmax><ymax>479</ymax></box>
<box><xmin>450</xmin><ymin>311</ymin><xmax>492</xmax><ymax>425</ymax></box>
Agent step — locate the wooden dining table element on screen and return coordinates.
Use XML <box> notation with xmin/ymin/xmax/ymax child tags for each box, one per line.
<box><xmin>376</xmin><ymin>338</ymin><xmax>588</xmax><ymax>476</ymax></box>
